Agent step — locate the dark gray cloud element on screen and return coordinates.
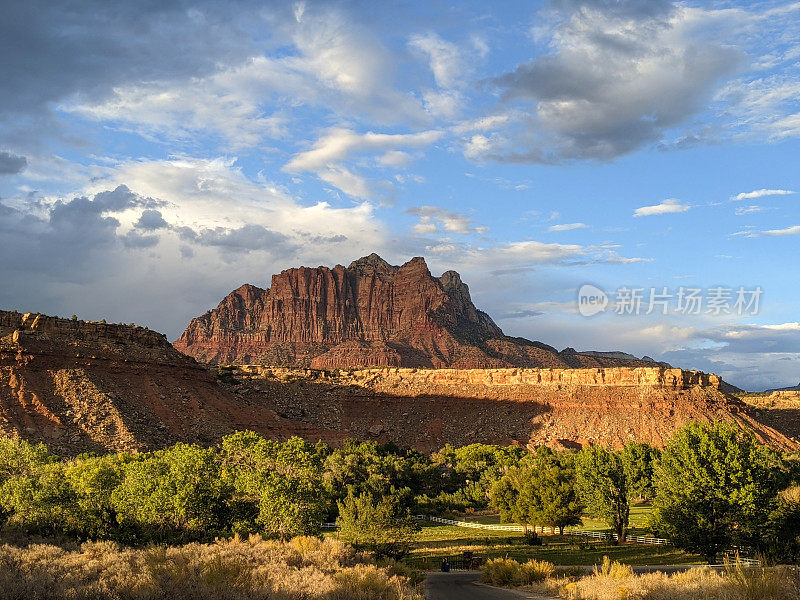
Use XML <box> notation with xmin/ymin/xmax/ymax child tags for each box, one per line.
<box><xmin>548</xmin><ymin>0</ymin><xmax>674</xmax><ymax>21</ymax></box>
<box><xmin>177</xmin><ymin>223</ymin><xmax>295</xmax><ymax>254</ymax></box>
<box><xmin>0</xmin><ymin>151</ymin><xmax>27</xmax><ymax>174</ymax></box>
<box><xmin>135</xmin><ymin>209</ymin><xmax>169</xmax><ymax>231</ymax></box>
<box><xmin>0</xmin><ymin>0</ymin><xmax>288</xmax><ymax>148</ymax></box>
<box><xmin>482</xmin><ymin>0</ymin><xmax>744</xmax><ymax>162</ymax></box>
<box><xmin>121</xmin><ymin>231</ymin><xmax>160</xmax><ymax>248</ymax></box>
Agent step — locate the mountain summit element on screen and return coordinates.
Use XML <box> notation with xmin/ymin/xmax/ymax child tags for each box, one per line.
<box><xmin>174</xmin><ymin>255</ymin><xmax>656</xmax><ymax>369</ymax></box>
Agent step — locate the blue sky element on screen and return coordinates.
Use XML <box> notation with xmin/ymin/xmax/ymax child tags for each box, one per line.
<box><xmin>0</xmin><ymin>0</ymin><xmax>798</xmax><ymax>390</ymax></box>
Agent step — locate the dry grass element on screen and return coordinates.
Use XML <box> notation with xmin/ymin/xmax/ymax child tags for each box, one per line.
<box><xmin>0</xmin><ymin>535</ymin><xmax>423</xmax><ymax>600</ymax></box>
<box><xmin>558</xmin><ymin>558</ymin><xmax>800</xmax><ymax>600</ymax></box>
<box><xmin>481</xmin><ymin>557</ymin><xmax>556</xmax><ymax>586</ymax></box>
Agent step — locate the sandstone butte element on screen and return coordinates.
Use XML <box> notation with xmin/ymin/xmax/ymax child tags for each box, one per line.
<box><xmin>1</xmin><ymin>311</ymin><xmax>798</xmax><ymax>456</ymax></box>
<box><xmin>174</xmin><ymin>254</ymin><xmax>666</xmax><ymax>370</ymax></box>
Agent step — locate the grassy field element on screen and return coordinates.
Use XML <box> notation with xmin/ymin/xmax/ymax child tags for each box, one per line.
<box><xmin>405</xmin><ymin>504</ymin><xmax>705</xmax><ymax>568</ymax></box>
<box><xmin>460</xmin><ymin>502</ymin><xmax>654</xmax><ymax>536</ymax></box>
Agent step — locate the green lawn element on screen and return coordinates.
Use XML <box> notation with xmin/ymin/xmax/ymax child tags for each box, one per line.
<box><xmin>405</xmin><ymin>504</ymin><xmax>704</xmax><ymax>568</ymax></box>
<box><xmin>443</xmin><ymin>502</ymin><xmax>654</xmax><ymax>536</ymax></box>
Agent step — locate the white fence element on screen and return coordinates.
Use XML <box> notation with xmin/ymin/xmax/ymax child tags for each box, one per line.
<box><xmin>426</xmin><ymin>515</ymin><xmax>669</xmax><ymax>545</ymax></box>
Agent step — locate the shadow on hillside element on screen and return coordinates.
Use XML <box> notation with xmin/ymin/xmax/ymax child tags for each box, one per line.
<box><xmin>229</xmin><ymin>375</ymin><xmax>553</xmax><ymax>451</ymax></box>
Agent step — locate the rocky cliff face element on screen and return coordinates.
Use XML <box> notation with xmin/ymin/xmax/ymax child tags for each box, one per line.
<box><xmin>229</xmin><ymin>366</ymin><xmax>799</xmax><ymax>452</ymax></box>
<box><xmin>2</xmin><ymin>309</ymin><xmax>794</xmax><ymax>454</ymax></box>
<box><xmin>175</xmin><ymin>254</ymin><xmax>660</xmax><ymax>370</ymax></box>
<box><xmin>0</xmin><ymin>310</ymin><xmax>334</xmax><ymax>455</ymax></box>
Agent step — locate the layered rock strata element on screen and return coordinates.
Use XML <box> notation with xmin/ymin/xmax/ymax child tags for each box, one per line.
<box><xmin>175</xmin><ymin>254</ymin><xmax>662</xmax><ymax>370</ymax></box>
<box><xmin>0</xmin><ymin>310</ymin><xmax>334</xmax><ymax>455</ymax></box>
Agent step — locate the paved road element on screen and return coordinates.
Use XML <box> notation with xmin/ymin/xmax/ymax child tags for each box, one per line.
<box><xmin>424</xmin><ymin>573</ymin><xmax>556</xmax><ymax>600</ymax></box>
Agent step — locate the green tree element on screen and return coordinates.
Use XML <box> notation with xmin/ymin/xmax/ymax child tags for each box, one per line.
<box><xmin>337</xmin><ymin>491</ymin><xmax>419</xmax><ymax>559</ymax></box>
<box><xmin>111</xmin><ymin>443</ymin><xmax>225</xmax><ymax>537</ymax></box>
<box><xmin>621</xmin><ymin>442</ymin><xmax>660</xmax><ymax>501</ymax></box>
<box><xmin>519</xmin><ymin>462</ymin><xmax>583</xmax><ymax>534</ymax></box>
<box><xmin>650</xmin><ymin>421</ymin><xmax>783</xmax><ymax>563</ymax></box>
<box><xmin>220</xmin><ymin>431</ymin><xmax>328</xmax><ymax>538</ymax></box>
<box><xmin>764</xmin><ymin>486</ymin><xmax>800</xmax><ymax>563</ymax></box>
<box><xmin>489</xmin><ymin>472</ymin><xmax>526</xmax><ymax>529</ymax></box>
<box><xmin>0</xmin><ymin>438</ymin><xmax>55</xmax><ymax>485</ymax></box>
<box><xmin>0</xmin><ymin>461</ymin><xmax>80</xmax><ymax>535</ymax></box>
<box><xmin>576</xmin><ymin>445</ymin><xmax>629</xmax><ymax>542</ymax></box>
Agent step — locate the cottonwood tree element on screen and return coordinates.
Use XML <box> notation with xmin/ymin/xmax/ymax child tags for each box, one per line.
<box><xmin>111</xmin><ymin>443</ymin><xmax>225</xmax><ymax>537</ymax></box>
<box><xmin>651</xmin><ymin>421</ymin><xmax>784</xmax><ymax>563</ymax></box>
<box><xmin>219</xmin><ymin>431</ymin><xmax>328</xmax><ymax>538</ymax></box>
<box><xmin>621</xmin><ymin>442</ymin><xmax>660</xmax><ymax>501</ymax></box>
<box><xmin>576</xmin><ymin>446</ymin><xmax>629</xmax><ymax>542</ymax></box>
<box><xmin>337</xmin><ymin>491</ymin><xmax>419</xmax><ymax>559</ymax></box>
<box><xmin>520</xmin><ymin>462</ymin><xmax>583</xmax><ymax>534</ymax></box>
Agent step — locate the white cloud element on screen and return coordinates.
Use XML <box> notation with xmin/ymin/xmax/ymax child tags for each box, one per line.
<box><xmin>732</xmin><ymin>188</ymin><xmax>794</xmax><ymax>200</ymax></box>
<box><xmin>378</xmin><ymin>150</ymin><xmax>413</xmax><ymax>168</ymax></box>
<box><xmin>65</xmin><ymin>5</ymin><xmax>430</xmax><ymax>149</ymax></box>
<box><xmin>408</xmin><ymin>33</ymin><xmax>467</xmax><ymax>89</ymax></box>
<box><xmin>284</xmin><ymin>127</ymin><xmax>443</xmax><ymax>198</ymax></box>
<box><xmin>634</xmin><ymin>199</ymin><xmax>690</xmax><ymax>217</ymax></box>
<box><xmin>735</xmin><ymin>205</ymin><xmax>766</xmax><ymax>215</ymax></box>
<box><xmin>407</xmin><ymin>206</ymin><xmax>476</xmax><ymax>235</ymax></box>
<box><xmin>285</xmin><ymin>128</ymin><xmax>443</xmax><ymax>172</ymax></box>
<box><xmin>549</xmin><ymin>222</ymin><xmax>589</xmax><ymax>232</ymax></box>
<box><xmin>317</xmin><ymin>166</ymin><xmax>374</xmax><ymax>200</ymax></box>
<box><xmin>85</xmin><ymin>155</ymin><xmax>386</xmax><ymax>249</ymax></box>
<box><xmin>421</xmin><ymin>89</ymin><xmax>464</xmax><ymax>120</ymax></box>
<box><xmin>762</xmin><ymin>225</ymin><xmax>800</xmax><ymax>236</ymax></box>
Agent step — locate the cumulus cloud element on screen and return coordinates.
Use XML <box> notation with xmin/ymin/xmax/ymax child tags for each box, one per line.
<box><xmin>0</xmin><ymin>151</ymin><xmax>27</xmax><ymax>175</ymax></box>
<box><xmin>479</xmin><ymin>2</ymin><xmax>743</xmax><ymax>162</ymax></box>
<box><xmin>0</xmin><ymin>156</ymin><xmax>390</xmax><ymax>336</ymax></box>
<box><xmin>135</xmin><ymin>209</ymin><xmax>169</xmax><ymax>231</ymax></box>
<box><xmin>634</xmin><ymin>199</ymin><xmax>690</xmax><ymax>217</ymax></box>
<box><xmin>732</xmin><ymin>188</ymin><xmax>794</xmax><ymax>200</ymax></box>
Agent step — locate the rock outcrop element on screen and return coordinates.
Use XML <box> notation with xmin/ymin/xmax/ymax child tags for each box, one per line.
<box><xmin>0</xmin><ymin>310</ymin><xmax>334</xmax><ymax>455</ymax></box>
<box><xmin>227</xmin><ymin>366</ymin><xmax>799</xmax><ymax>452</ymax></box>
<box><xmin>1</xmin><ymin>309</ymin><xmax>795</xmax><ymax>454</ymax></box>
<box><xmin>175</xmin><ymin>254</ymin><xmax>662</xmax><ymax>370</ymax></box>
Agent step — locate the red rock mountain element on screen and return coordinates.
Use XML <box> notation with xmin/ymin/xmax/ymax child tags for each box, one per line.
<box><xmin>174</xmin><ymin>254</ymin><xmax>658</xmax><ymax>369</ymax></box>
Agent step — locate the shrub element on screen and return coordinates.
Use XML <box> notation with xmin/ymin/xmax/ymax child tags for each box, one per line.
<box><xmin>593</xmin><ymin>556</ymin><xmax>634</xmax><ymax>579</ymax></box>
<box><xmin>481</xmin><ymin>557</ymin><xmax>555</xmax><ymax>586</ymax></box>
<box><xmin>559</xmin><ymin>560</ymin><xmax>800</xmax><ymax>600</ymax></box>
<box><xmin>337</xmin><ymin>492</ymin><xmax>419</xmax><ymax>559</ymax></box>
<box><xmin>522</xmin><ymin>530</ymin><xmax>543</xmax><ymax>546</ymax></box>
<box><xmin>0</xmin><ymin>536</ymin><xmax>423</xmax><ymax>600</ymax></box>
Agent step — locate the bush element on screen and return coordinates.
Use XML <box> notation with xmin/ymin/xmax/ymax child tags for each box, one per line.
<box><xmin>559</xmin><ymin>559</ymin><xmax>800</xmax><ymax>600</ymax></box>
<box><xmin>481</xmin><ymin>557</ymin><xmax>555</xmax><ymax>586</ymax></box>
<box><xmin>593</xmin><ymin>556</ymin><xmax>633</xmax><ymax>579</ymax></box>
<box><xmin>0</xmin><ymin>536</ymin><xmax>424</xmax><ymax>600</ymax></box>
<box><xmin>522</xmin><ymin>530</ymin><xmax>543</xmax><ymax>546</ymax></box>
<box><xmin>337</xmin><ymin>492</ymin><xmax>419</xmax><ymax>559</ymax></box>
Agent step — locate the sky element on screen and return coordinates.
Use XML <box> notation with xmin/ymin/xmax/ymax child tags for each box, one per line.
<box><xmin>0</xmin><ymin>0</ymin><xmax>798</xmax><ymax>391</ymax></box>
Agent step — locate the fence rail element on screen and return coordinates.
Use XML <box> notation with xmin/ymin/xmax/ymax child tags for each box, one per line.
<box><xmin>425</xmin><ymin>515</ymin><xmax>670</xmax><ymax>545</ymax></box>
